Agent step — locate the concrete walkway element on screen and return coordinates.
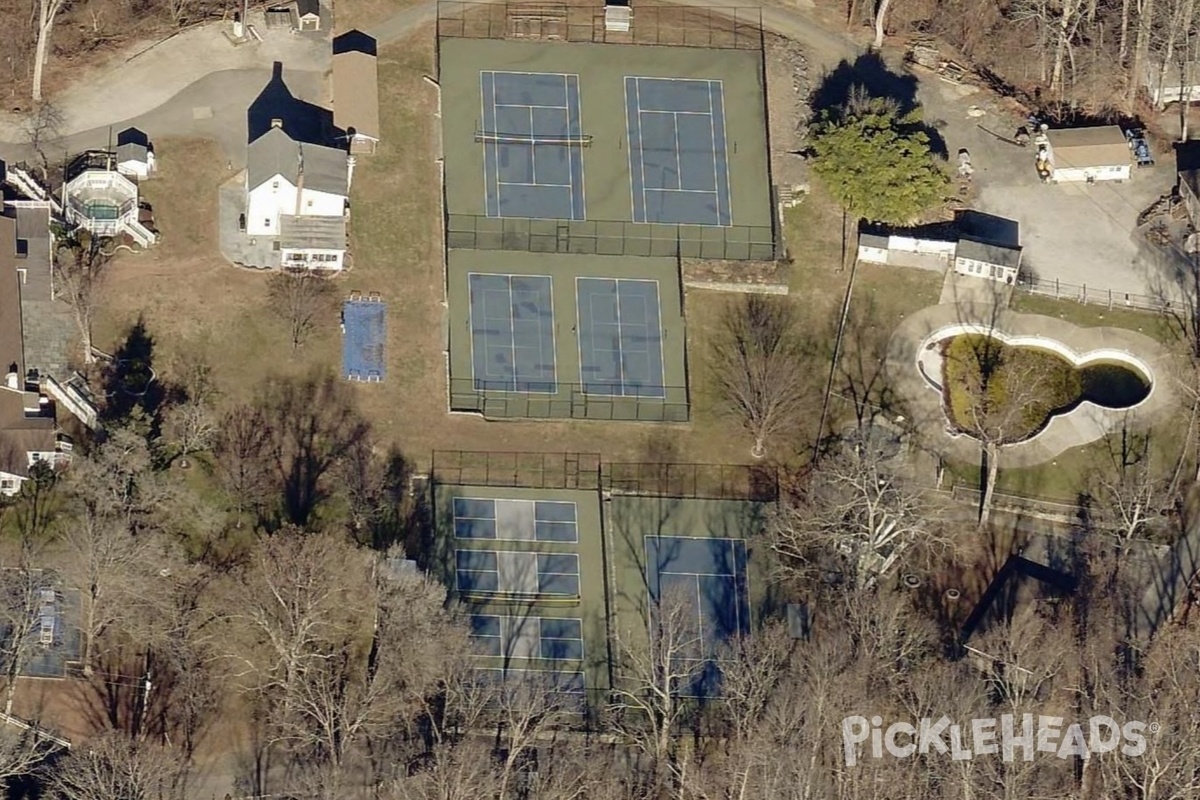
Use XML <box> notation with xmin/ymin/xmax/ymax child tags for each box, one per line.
<box><xmin>887</xmin><ymin>301</ymin><xmax>1179</xmax><ymax>468</ymax></box>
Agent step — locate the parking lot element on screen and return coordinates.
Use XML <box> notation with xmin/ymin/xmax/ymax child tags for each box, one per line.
<box><xmin>915</xmin><ymin>73</ymin><xmax>1185</xmax><ymax>306</ymax></box>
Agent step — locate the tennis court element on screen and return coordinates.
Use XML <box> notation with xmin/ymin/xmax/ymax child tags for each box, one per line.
<box><xmin>456</xmin><ymin>549</ymin><xmax>581</xmax><ymax>596</ymax></box>
<box><xmin>453</xmin><ymin>497</ymin><xmax>579</xmax><ymax>542</ymax></box>
<box><xmin>645</xmin><ymin>535</ymin><xmax>750</xmax><ymax>656</ymax></box>
<box><xmin>468</xmin><ymin>273</ymin><xmax>558</xmax><ymax>393</ymax></box>
<box><xmin>625</xmin><ymin>76</ymin><xmax>732</xmax><ymax>226</ymax></box>
<box><xmin>577</xmin><ymin>277</ymin><xmax>665</xmax><ymax>398</ymax></box>
<box><xmin>481</xmin><ymin>70</ymin><xmax>586</xmax><ymax>220</ymax></box>
<box><xmin>342</xmin><ymin>298</ymin><xmax>387</xmax><ymax>381</ymax></box>
<box><xmin>469</xmin><ymin>614</ymin><xmax>585</xmax><ymax>660</ymax></box>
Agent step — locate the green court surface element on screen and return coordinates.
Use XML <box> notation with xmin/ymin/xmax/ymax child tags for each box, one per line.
<box><xmin>438</xmin><ymin>37</ymin><xmax>776</xmax><ymax>260</ymax></box>
<box><xmin>446</xmin><ymin>249</ymin><xmax>689</xmax><ymax>421</ymax></box>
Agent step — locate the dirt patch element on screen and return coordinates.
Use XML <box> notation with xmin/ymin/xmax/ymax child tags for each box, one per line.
<box><xmin>683</xmin><ymin>259</ymin><xmax>790</xmax><ymax>293</ymax></box>
<box><xmin>764</xmin><ymin>31</ymin><xmax>811</xmax><ymax>189</ymax></box>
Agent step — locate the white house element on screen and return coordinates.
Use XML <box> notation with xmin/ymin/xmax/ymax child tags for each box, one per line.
<box><xmin>246</xmin><ymin>123</ymin><xmax>348</xmax><ymax>242</ymax></box>
<box><xmin>1043</xmin><ymin>126</ymin><xmax>1132</xmax><ymax>184</ymax></box>
<box><xmin>953</xmin><ymin>236</ymin><xmax>1021</xmax><ymax>284</ymax></box>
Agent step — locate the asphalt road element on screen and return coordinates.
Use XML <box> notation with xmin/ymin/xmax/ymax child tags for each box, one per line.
<box><xmin>0</xmin><ymin>0</ymin><xmax>857</xmax><ymax>166</ymax></box>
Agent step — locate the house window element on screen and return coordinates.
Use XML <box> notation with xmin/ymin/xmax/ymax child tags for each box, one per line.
<box><xmin>265</xmin><ymin>218</ymin><xmax>271</xmax><ymax>228</ymax></box>
<box><xmin>272</xmin><ymin>181</ymin><xmax>280</xmax><ymax>189</ymax></box>
<box><xmin>0</xmin><ymin>479</ymin><xmax>14</xmax><ymax>492</ymax></box>
<box><xmin>307</xmin><ymin>199</ymin><xmax>313</xmax><ymax>208</ymax></box>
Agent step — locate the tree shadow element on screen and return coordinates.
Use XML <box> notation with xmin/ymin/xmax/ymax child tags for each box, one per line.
<box><xmin>100</xmin><ymin>316</ymin><xmax>166</xmax><ymax>431</ymax></box>
<box><xmin>810</xmin><ymin>50</ymin><xmax>948</xmax><ymax>158</ymax></box>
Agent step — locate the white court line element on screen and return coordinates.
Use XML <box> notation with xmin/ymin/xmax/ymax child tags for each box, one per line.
<box><xmin>707</xmin><ymin>79</ymin><xmax>721</xmax><ymax>221</ymax></box>
<box><xmin>543</xmin><ymin>262</ymin><xmax>560</xmax><ymax>392</ymax></box>
<box><xmin>639</xmin><ymin>109</ymin><xmax>710</xmax><ymax>117</ymax></box>
<box><xmin>495</xmin><ymin>102</ymin><xmax>570</xmax><ymax>109</ymax></box>
<box><xmin>714</xmin><ymin>79</ymin><xmax>733</xmax><ymax>228</ymax></box>
<box><xmin>658</xmin><ymin>570</ymin><xmax>739</xmax><ymax>578</ymax></box>
<box><xmin>498</xmin><ymin>180</ymin><xmax>571</xmax><ymax>188</ymax></box>
<box><xmin>643</xmin><ymin>187</ymin><xmax>717</xmax><ymax>195</ymax></box>
<box><xmin>695</xmin><ymin>576</ymin><xmax>705</xmax><ymax>656</ymax></box>
<box><xmin>480</xmin><ymin>71</ymin><xmax>494</xmax><ymax>217</ymax></box>
<box><xmin>671</xmin><ymin>111</ymin><xmax>683</xmax><ymax>192</ymax></box>
<box><xmin>635</xmin><ymin>79</ymin><xmax>650</xmax><ymax>224</ymax></box>
<box><xmin>622</xmin><ymin>77</ymin><xmax>638</xmax><ymax>223</ymax></box>
<box><xmin>505</xmin><ymin>277</ymin><xmax>518</xmax><ymax>390</ymax></box>
<box><xmin>568</xmin><ymin>73</ymin><xmax>586</xmax><ymax>221</ymax></box>
<box><xmin>528</xmin><ymin>107</ymin><xmax>537</xmax><ymax>185</ymax></box>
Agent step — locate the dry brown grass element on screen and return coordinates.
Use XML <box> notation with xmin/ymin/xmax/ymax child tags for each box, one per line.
<box><xmin>334</xmin><ymin>0</ymin><xmax>427</xmax><ymax>33</ymax></box>
<box><xmin>94</xmin><ymin>137</ymin><xmax>338</xmax><ymax>406</ymax></box>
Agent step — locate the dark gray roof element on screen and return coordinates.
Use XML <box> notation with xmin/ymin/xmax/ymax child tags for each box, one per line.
<box><xmin>280</xmin><ymin>215</ymin><xmax>346</xmax><ymax>250</ymax></box>
<box><xmin>858</xmin><ymin>232</ymin><xmax>889</xmax><ymax>248</ymax></box>
<box><xmin>956</xmin><ymin>236</ymin><xmax>1022</xmax><ymax>268</ymax></box>
<box><xmin>115</xmin><ymin>142</ymin><xmax>149</xmax><ymax>164</ymax></box>
<box><xmin>247</xmin><ymin>127</ymin><xmax>348</xmax><ymax>196</ymax></box>
<box><xmin>297</xmin><ymin>0</ymin><xmax>319</xmax><ymax>17</ymax></box>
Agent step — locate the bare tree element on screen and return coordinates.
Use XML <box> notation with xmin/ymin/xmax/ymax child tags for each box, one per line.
<box><xmin>1090</xmin><ymin>427</ymin><xmax>1176</xmax><ymax>548</ymax></box>
<box><xmin>709</xmin><ymin>294</ymin><xmax>811</xmax><ymax>459</ymax></box>
<box><xmin>48</xmin><ymin>734</ymin><xmax>189</xmax><ymax>800</ymax></box>
<box><xmin>267</xmin><ymin>271</ymin><xmax>338</xmax><ymax>350</ymax></box>
<box><xmin>608</xmin><ymin>586</ymin><xmax>707</xmax><ymax>794</ymax></box>
<box><xmin>161</xmin><ymin>399</ymin><xmax>217</xmax><ymax>465</ymax></box>
<box><xmin>213</xmin><ymin>405</ymin><xmax>273</xmax><ymax>527</ymax></box>
<box><xmin>31</xmin><ymin>0</ymin><xmax>68</xmax><ymax>102</ymax></box>
<box><xmin>19</xmin><ymin>100</ymin><xmax>63</xmax><ymax>181</ymax></box>
<box><xmin>53</xmin><ymin>231</ymin><xmax>112</xmax><ymax>366</ymax></box>
<box><xmin>873</xmin><ymin>0</ymin><xmax>894</xmax><ymax>47</ymax></box>
<box><xmin>770</xmin><ymin>429</ymin><xmax>949</xmax><ymax>587</ymax></box>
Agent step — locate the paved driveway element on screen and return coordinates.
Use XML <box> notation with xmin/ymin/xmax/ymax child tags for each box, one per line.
<box><xmin>915</xmin><ymin>76</ymin><xmax>1183</xmax><ymax>305</ymax></box>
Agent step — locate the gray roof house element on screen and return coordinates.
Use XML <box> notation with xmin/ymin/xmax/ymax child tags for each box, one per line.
<box><xmin>247</xmin><ymin>125</ymin><xmax>348</xmax><ymax>197</ymax></box>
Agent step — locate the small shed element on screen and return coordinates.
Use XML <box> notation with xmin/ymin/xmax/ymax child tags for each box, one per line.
<box><xmin>604</xmin><ymin>0</ymin><xmax>631</xmax><ymax>32</ymax></box>
<box><xmin>1044</xmin><ymin>126</ymin><xmax>1131</xmax><ymax>184</ymax></box>
<box><xmin>856</xmin><ymin>232</ymin><xmax>889</xmax><ymax>264</ymax></box>
<box><xmin>953</xmin><ymin>236</ymin><xmax>1021</xmax><ymax>284</ymax></box>
<box><xmin>295</xmin><ymin>0</ymin><xmax>320</xmax><ymax>30</ymax></box>
<box><xmin>114</xmin><ymin>128</ymin><xmax>154</xmax><ymax>179</ymax></box>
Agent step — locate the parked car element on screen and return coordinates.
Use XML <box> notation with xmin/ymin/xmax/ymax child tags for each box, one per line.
<box><xmin>1125</xmin><ymin>128</ymin><xmax>1155</xmax><ymax>167</ymax></box>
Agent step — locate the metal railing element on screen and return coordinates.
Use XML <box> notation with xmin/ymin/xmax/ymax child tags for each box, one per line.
<box><xmin>436</xmin><ymin>1</ymin><xmax>765</xmax><ymax>50</ymax></box>
<box><xmin>432</xmin><ymin>450</ymin><xmax>602</xmax><ymax>489</ymax></box>
<box><xmin>1014</xmin><ymin>275</ymin><xmax>1172</xmax><ymax>313</ymax></box>
<box><xmin>450</xmin><ymin>378</ymin><xmax>690</xmax><ymax>422</ymax></box>
<box><xmin>446</xmin><ymin>214</ymin><xmax>778</xmax><ymax>261</ymax></box>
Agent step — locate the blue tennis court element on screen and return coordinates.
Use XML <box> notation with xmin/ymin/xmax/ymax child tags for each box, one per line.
<box><xmin>453</xmin><ymin>497</ymin><xmax>579</xmax><ymax>542</ymax></box>
<box><xmin>342</xmin><ymin>299</ymin><xmax>386</xmax><ymax>381</ymax></box>
<box><xmin>481</xmin><ymin>71</ymin><xmax>586</xmax><ymax>221</ymax></box>
<box><xmin>456</xmin><ymin>549</ymin><xmax>581</xmax><ymax>597</ymax></box>
<box><xmin>576</xmin><ymin>278</ymin><xmax>665</xmax><ymax>398</ymax></box>
<box><xmin>625</xmin><ymin>76</ymin><xmax>732</xmax><ymax>226</ymax></box>
<box><xmin>469</xmin><ymin>614</ymin><xmax>585</xmax><ymax>661</ymax></box>
<box><xmin>645</xmin><ymin>536</ymin><xmax>750</xmax><ymax>657</ymax></box>
<box><xmin>469</xmin><ymin>273</ymin><xmax>557</xmax><ymax>393</ymax></box>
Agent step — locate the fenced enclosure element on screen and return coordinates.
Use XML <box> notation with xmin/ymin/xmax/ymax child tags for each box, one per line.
<box><xmin>432</xmin><ymin>450</ymin><xmax>603</xmax><ymax>489</ymax></box>
<box><xmin>449</xmin><ymin>378</ymin><xmax>690</xmax><ymax>422</ymax></box>
<box><xmin>446</xmin><ymin>214</ymin><xmax>778</xmax><ymax>261</ymax></box>
<box><xmin>602</xmin><ymin>461</ymin><xmax>779</xmax><ymax>501</ymax></box>
<box><xmin>436</xmin><ymin>1</ymin><xmax>764</xmax><ymax>50</ymax></box>
<box><xmin>1015</xmin><ymin>275</ymin><xmax>1173</xmax><ymax>313</ymax></box>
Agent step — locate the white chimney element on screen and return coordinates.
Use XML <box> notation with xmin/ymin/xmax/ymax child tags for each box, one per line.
<box><xmin>271</xmin><ymin>118</ymin><xmax>284</xmax><ymax>130</ymax></box>
<box><xmin>347</xmin><ymin>155</ymin><xmax>356</xmax><ymax>192</ymax></box>
<box><xmin>4</xmin><ymin>371</ymin><xmax>17</xmax><ymax>390</ymax></box>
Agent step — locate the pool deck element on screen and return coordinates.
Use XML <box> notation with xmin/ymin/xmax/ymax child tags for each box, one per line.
<box><xmin>888</xmin><ymin>302</ymin><xmax>1180</xmax><ymax>468</ymax></box>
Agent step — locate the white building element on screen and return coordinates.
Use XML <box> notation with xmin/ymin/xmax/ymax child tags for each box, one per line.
<box><xmin>115</xmin><ymin>141</ymin><xmax>156</xmax><ymax>180</ymax></box>
<box><xmin>953</xmin><ymin>236</ymin><xmax>1021</xmax><ymax>285</ymax></box>
<box><xmin>1043</xmin><ymin>126</ymin><xmax>1132</xmax><ymax>184</ymax></box>
<box><xmin>246</xmin><ymin>124</ymin><xmax>348</xmax><ymax>245</ymax></box>
<box><xmin>63</xmin><ymin>154</ymin><xmax>158</xmax><ymax>247</ymax></box>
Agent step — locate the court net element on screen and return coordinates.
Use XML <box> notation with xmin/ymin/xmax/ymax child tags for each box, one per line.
<box><xmin>475</xmin><ymin>130</ymin><xmax>593</xmax><ymax>146</ymax></box>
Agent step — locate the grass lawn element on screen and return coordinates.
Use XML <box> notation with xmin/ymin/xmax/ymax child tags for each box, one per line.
<box><xmin>1010</xmin><ymin>292</ymin><xmax>1178</xmax><ymax>344</ymax></box>
<box><xmin>95</xmin><ymin>137</ymin><xmax>336</xmax><ymax>407</ymax></box>
<box><xmin>943</xmin><ymin>424</ymin><xmax>1187</xmax><ymax>506</ymax></box>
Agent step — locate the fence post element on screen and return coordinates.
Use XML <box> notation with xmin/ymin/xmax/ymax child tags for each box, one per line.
<box><xmin>1082</xmin><ymin>284</ymin><xmax>1087</xmax><ymax>304</ymax></box>
<box><xmin>1055</xmin><ymin>278</ymin><xmax>1060</xmax><ymax>299</ymax></box>
<box><xmin>1108</xmin><ymin>289</ymin><xmax>1113</xmax><ymax>310</ymax></box>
